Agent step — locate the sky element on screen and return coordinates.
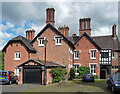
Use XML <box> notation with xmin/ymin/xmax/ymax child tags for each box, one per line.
<box><xmin>0</xmin><ymin>0</ymin><xmax>120</xmax><ymax>50</ymax></box>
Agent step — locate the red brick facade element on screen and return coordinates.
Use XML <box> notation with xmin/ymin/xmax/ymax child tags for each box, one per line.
<box><xmin>74</xmin><ymin>36</ymin><xmax>100</xmax><ymax>78</ymax></box>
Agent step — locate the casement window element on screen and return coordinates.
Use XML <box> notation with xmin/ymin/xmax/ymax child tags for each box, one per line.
<box><xmin>89</xmin><ymin>63</ymin><xmax>98</xmax><ymax>75</ymax></box>
<box><xmin>89</xmin><ymin>49</ymin><xmax>98</xmax><ymax>60</ymax></box>
<box><xmin>112</xmin><ymin>52</ymin><xmax>115</xmax><ymax>58</ymax></box>
<box><xmin>38</xmin><ymin>38</ymin><xmax>44</xmax><ymax>46</ymax></box>
<box><xmin>38</xmin><ymin>37</ymin><xmax>46</xmax><ymax>46</ymax></box>
<box><xmin>101</xmin><ymin>52</ymin><xmax>109</xmax><ymax>58</ymax></box>
<box><xmin>74</xmin><ymin>64</ymin><xmax>80</xmax><ymax>75</ymax></box>
<box><xmin>91</xmin><ymin>51</ymin><xmax>96</xmax><ymax>59</ymax></box>
<box><xmin>54</xmin><ymin>37</ymin><xmax>62</xmax><ymax>45</ymax></box>
<box><xmin>14</xmin><ymin>52</ymin><xmax>20</xmax><ymax>60</ymax></box>
<box><xmin>90</xmin><ymin>65</ymin><xmax>96</xmax><ymax>74</ymax></box>
<box><xmin>15</xmin><ymin>68</ymin><xmax>19</xmax><ymax>76</ymax></box>
<box><xmin>74</xmin><ymin>51</ymin><xmax>80</xmax><ymax>60</ymax></box>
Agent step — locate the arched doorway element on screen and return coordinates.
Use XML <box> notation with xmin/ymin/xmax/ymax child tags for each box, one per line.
<box><xmin>100</xmin><ymin>70</ymin><xmax>106</xmax><ymax>79</ymax></box>
<box><xmin>100</xmin><ymin>66</ymin><xmax>110</xmax><ymax>79</ymax></box>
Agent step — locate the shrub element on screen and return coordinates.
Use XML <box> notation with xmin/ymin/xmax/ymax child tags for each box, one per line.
<box><xmin>78</xmin><ymin>66</ymin><xmax>90</xmax><ymax>78</ymax></box>
<box><xmin>49</xmin><ymin>68</ymin><xmax>67</xmax><ymax>83</ymax></box>
<box><xmin>75</xmin><ymin>75</ymin><xmax>81</xmax><ymax>79</ymax></box>
<box><xmin>94</xmin><ymin>75</ymin><xmax>98</xmax><ymax>79</ymax></box>
<box><xmin>70</xmin><ymin>67</ymin><xmax>75</xmax><ymax>80</ymax></box>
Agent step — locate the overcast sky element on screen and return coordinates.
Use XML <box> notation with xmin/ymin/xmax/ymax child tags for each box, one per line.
<box><xmin>0</xmin><ymin>0</ymin><xmax>119</xmax><ymax>50</ymax></box>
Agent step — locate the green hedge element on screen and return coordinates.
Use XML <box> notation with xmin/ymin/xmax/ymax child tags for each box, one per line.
<box><xmin>70</xmin><ymin>67</ymin><xmax>75</xmax><ymax>80</ymax></box>
<box><xmin>0</xmin><ymin>51</ymin><xmax>4</xmax><ymax>70</ymax></box>
<box><xmin>49</xmin><ymin>68</ymin><xmax>67</xmax><ymax>83</ymax></box>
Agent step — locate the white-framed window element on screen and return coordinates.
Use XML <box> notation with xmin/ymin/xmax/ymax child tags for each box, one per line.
<box><xmin>74</xmin><ymin>51</ymin><xmax>79</xmax><ymax>60</ymax></box>
<box><xmin>89</xmin><ymin>49</ymin><xmax>98</xmax><ymax>60</ymax></box>
<box><xmin>55</xmin><ymin>37</ymin><xmax>62</xmax><ymax>45</ymax></box>
<box><xmin>112</xmin><ymin>52</ymin><xmax>115</xmax><ymax>58</ymax></box>
<box><xmin>38</xmin><ymin>38</ymin><xmax>44</xmax><ymax>46</ymax></box>
<box><xmin>89</xmin><ymin>63</ymin><xmax>98</xmax><ymax>75</ymax></box>
<box><xmin>15</xmin><ymin>68</ymin><xmax>19</xmax><ymax>76</ymax></box>
<box><xmin>91</xmin><ymin>51</ymin><xmax>96</xmax><ymax>59</ymax></box>
<box><xmin>74</xmin><ymin>63</ymin><xmax>81</xmax><ymax>75</ymax></box>
<box><xmin>14</xmin><ymin>52</ymin><xmax>20</xmax><ymax>60</ymax></box>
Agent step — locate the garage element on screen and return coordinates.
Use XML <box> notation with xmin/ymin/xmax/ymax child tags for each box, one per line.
<box><xmin>23</xmin><ymin>65</ymin><xmax>42</xmax><ymax>84</ymax></box>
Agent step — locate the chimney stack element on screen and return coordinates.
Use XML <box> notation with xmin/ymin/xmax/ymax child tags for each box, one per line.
<box><xmin>79</xmin><ymin>18</ymin><xmax>91</xmax><ymax>36</ymax></box>
<box><xmin>58</xmin><ymin>25</ymin><xmax>69</xmax><ymax>37</ymax></box>
<box><xmin>112</xmin><ymin>24</ymin><xmax>117</xmax><ymax>38</ymax></box>
<box><xmin>26</xmin><ymin>29</ymin><xmax>35</xmax><ymax>40</ymax></box>
<box><xmin>46</xmin><ymin>7</ymin><xmax>55</xmax><ymax>26</ymax></box>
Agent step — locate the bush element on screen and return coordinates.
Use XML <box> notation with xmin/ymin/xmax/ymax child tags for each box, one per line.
<box><xmin>78</xmin><ymin>66</ymin><xmax>90</xmax><ymax>78</ymax></box>
<box><xmin>75</xmin><ymin>75</ymin><xmax>81</xmax><ymax>79</ymax></box>
<box><xmin>49</xmin><ymin>68</ymin><xmax>67</xmax><ymax>83</ymax></box>
<box><xmin>94</xmin><ymin>75</ymin><xmax>98</xmax><ymax>79</ymax></box>
<box><xmin>70</xmin><ymin>67</ymin><xmax>75</xmax><ymax>80</ymax></box>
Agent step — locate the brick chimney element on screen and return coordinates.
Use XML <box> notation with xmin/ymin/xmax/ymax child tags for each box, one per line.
<box><xmin>26</xmin><ymin>29</ymin><xmax>35</xmax><ymax>40</ymax></box>
<box><xmin>58</xmin><ymin>25</ymin><xmax>69</xmax><ymax>37</ymax></box>
<box><xmin>79</xmin><ymin>18</ymin><xmax>91</xmax><ymax>36</ymax></box>
<box><xmin>46</xmin><ymin>7</ymin><xmax>55</xmax><ymax>26</ymax></box>
<box><xmin>112</xmin><ymin>24</ymin><xmax>117</xmax><ymax>38</ymax></box>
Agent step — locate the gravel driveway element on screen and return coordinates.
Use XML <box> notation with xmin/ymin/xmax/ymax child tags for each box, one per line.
<box><xmin>0</xmin><ymin>83</ymin><xmax>41</xmax><ymax>92</ymax></box>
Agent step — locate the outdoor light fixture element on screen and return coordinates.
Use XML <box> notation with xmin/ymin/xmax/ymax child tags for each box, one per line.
<box><xmin>43</xmin><ymin>38</ymin><xmax>48</xmax><ymax>86</ymax></box>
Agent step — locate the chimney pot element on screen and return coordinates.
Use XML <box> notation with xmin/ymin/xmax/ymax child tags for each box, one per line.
<box><xmin>112</xmin><ymin>24</ymin><xmax>117</xmax><ymax>38</ymax></box>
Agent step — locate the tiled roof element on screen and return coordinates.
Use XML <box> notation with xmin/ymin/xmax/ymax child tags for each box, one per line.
<box><xmin>2</xmin><ymin>35</ymin><xmax>36</xmax><ymax>52</ymax></box>
<box><xmin>67</xmin><ymin>34</ymin><xmax>120</xmax><ymax>51</ymax></box>
<box><xmin>17</xmin><ymin>59</ymin><xmax>66</xmax><ymax>68</ymax></box>
<box><xmin>31</xmin><ymin>23</ymin><xmax>75</xmax><ymax>50</ymax></box>
<box><xmin>91</xmin><ymin>36</ymin><xmax>120</xmax><ymax>50</ymax></box>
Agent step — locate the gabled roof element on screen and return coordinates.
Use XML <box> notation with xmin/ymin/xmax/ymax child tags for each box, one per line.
<box><xmin>91</xmin><ymin>36</ymin><xmax>120</xmax><ymax>51</ymax></box>
<box><xmin>31</xmin><ymin>23</ymin><xmax>75</xmax><ymax>50</ymax></box>
<box><xmin>74</xmin><ymin>32</ymin><xmax>101</xmax><ymax>50</ymax></box>
<box><xmin>2</xmin><ymin>35</ymin><xmax>36</xmax><ymax>52</ymax></box>
<box><xmin>17</xmin><ymin>59</ymin><xmax>66</xmax><ymax>68</ymax></box>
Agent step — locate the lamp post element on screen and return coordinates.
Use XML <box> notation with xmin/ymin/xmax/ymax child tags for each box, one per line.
<box><xmin>43</xmin><ymin>38</ymin><xmax>48</xmax><ymax>86</ymax></box>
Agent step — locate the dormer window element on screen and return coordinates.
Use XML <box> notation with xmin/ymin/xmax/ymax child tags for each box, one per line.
<box><xmin>54</xmin><ymin>36</ymin><xmax>62</xmax><ymax>45</ymax></box>
<box><xmin>38</xmin><ymin>37</ymin><xmax>46</xmax><ymax>46</ymax></box>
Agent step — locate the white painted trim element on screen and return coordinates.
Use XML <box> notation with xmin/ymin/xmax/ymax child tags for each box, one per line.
<box><xmin>73</xmin><ymin>63</ymin><xmax>81</xmax><ymax>74</ymax></box>
<box><xmin>89</xmin><ymin>63</ymin><xmax>98</xmax><ymax>67</ymax></box>
<box><xmin>38</xmin><ymin>37</ymin><xmax>46</xmax><ymax>46</ymax></box>
<box><xmin>14</xmin><ymin>58</ymin><xmax>21</xmax><ymax>60</ymax></box>
<box><xmin>89</xmin><ymin>49</ymin><xmax>98</xmax><ymax>53</ymax></box>
<box><xmin>74</xmin><ymin>50</ymin><xmax>81</xmax><ymax>53</ymax></box>
<box><xmin>89</xmin><ymin>63</ymin><xmax>98</xmax><ymax>75</ymax></box>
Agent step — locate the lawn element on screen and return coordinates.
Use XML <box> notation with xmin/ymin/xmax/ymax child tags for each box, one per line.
<box><xmin>20</xmin><ymin>79</ymin><xmax>115</xmax><ymax>94</ymax></box>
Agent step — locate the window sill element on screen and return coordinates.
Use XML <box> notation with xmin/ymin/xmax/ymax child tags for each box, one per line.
<box><xmin>75</xmin><ymin>73</ymin><xmax>79</xmax><ymax>75</ymax></box>
<box><xmin>74</xmin><ymin>58</ymin><xmax>79</xmax><ymax>60</ymax></box>
<box><xmin>90</xmin><ymin>58</ymin><xmax>96</xmax><ymax>60</ymax></box>
<box><xmin>92</xmin><ymin>73</ymin><xmax>96</xmax><ymax>75</ymax></box>
<box><xmin>38</xmin><ymin>44</ymin><xmax>44</xmax><ymax>47</ymax></box>
<box><xmin>14</xmin><ymin>58</ymin><xmax>21</xmax><ymax>60</ymax></box>
<box><xmin>55</xmin><ymin>44</ymin><xmax>62</xmax><ymax>46</ymax></box>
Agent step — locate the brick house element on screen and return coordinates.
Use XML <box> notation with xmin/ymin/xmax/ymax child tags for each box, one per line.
<box><xmin>2</xmin><ymin>7</ymin><xmax>75</xmax><ymax>85</ymax></box>
<box><xmin>2</xmin><ymin>7</ymin><xmax>120</xmax><ymax>85</ymax></box>
<box><xmin>68</xmin><ymin>18</ymin><xmax>120</xmax><ymax>79</ymax></box>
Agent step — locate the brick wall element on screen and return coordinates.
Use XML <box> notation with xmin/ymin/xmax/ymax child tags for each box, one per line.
<box><xmin>4</xmin><ymin>42</ymin><xmax>29</xmax><ymax>72</ymax></box>
<box><xmin>74</xmin><ymin>36</ymin><xmax>100</xmax><ymax>77</ymax></box>
<box><xmin>32</xmin><ymin>28</ymin><xmax>73</xmax><ymax>78</ymax></box>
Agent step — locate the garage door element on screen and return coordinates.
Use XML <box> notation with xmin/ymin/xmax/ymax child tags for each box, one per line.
<box><xmin>23</xmin><ymin>65</ymin><xmax>42</xmax><ymax>84</ymax></box>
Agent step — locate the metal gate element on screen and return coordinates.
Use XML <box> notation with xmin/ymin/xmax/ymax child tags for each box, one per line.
<box><xmin>23</xmin><ymin>65</ymin><xmax>42</xmax><ymax>84</ymax></box>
